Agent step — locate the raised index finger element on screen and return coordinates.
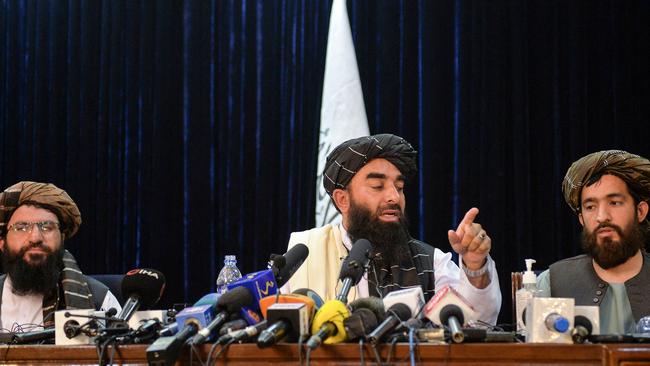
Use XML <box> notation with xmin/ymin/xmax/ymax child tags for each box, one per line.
<box><xmin>456</xmin><ymin>207</ymin><xmax>479</xmax><ymax>232</ymax></box>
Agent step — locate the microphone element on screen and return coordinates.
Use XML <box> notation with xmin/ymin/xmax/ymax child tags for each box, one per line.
<box><xmin>146</xmin><ymin>294</ymin><xmax>224</xmax><ymax>365</ymax></box>
<box><xmin>336</xmin><ymin>239</ymin><xmax>372</xmax><ymax>303</ymax></box>
<box><xmin>345</xmin><ymin>297</ymin><xmax>385</xmax><ymax>341</ymax></box>
<box><xmin>572</xmin><ymin>305</ymin><xmax>600</xmax><ymax>344</ymax></box>
<box><xmin>257</xmin><ymin>303</ymin><xmax>310</xmax><ymax>347</ymax></box>
<box><xmin>115</xmin><ymin>268</ymin><xmax>166</xmax><ymax>323</ymax></box>
<box><xmin>292</xmin><ymin>288</ymin><xmax>325</xmax><ymax>310</ymax></box>
<box><xmin>344</xmin><ymin>308</ymin><xmax>379</xmax><ymax>341</ymax></box>
<box><xmin>13</xmin><ymin>328</ymin><xmax>56</xmax><ymax>344</ymax></box>
<box><xmin>269</xmin><ymin>243</ymin><xmax>309</xmax><ymax>288</ymax></box>
<box><xmin>216</xmin><ymin>320</ymin><xmax>268</xmax><ymax>345</ymax></box>
<box><xmin>191</xmin><ymin>287</ymin><xmax>255</xmax><ymax>345</ymax></box>
<box><xmin>349</xmin><ymin>296</ymin><xmax>386</xmax><ymax>322</ymax></box>
<box><xmin>423</xmin><ymin>285</ymin><xmax>477</xmax><ymax>344</ymax></box>
<box><xmin>304</xmin><ymin>241</ymin><xmax>371</xmax><ymax>349</ymax></box>
<box><xmin>572</xmin><ymin>315</ymin><xmax>593</xmax><ymax>344</ymax></box>
<box><xmin>259</xmin><ymin>293</ymin><xmax>317</xmax><ymax>319</ymax></box>
<box><xmin>525</xmin><ymin>297</ymin><xmax>574</xmax><ymax>343</ymax></box>
<box><xmin>257</xmin><ymin>295</ymin><xmax>315</xmax><ymax>347</ymax></box>
<box><xmin>218</xmin><ymin>318</ymin><xmax>248</xmax><ymax>336</ymax></box>
<box><xmin>367</xmin><ymin>303</ymin><xmax>412</xmax><ymax>345</ymax></box>
<box><xmin>439</xmin><ymin>304</ymin><xmax>465</xmax><ymax>343</ymax></box>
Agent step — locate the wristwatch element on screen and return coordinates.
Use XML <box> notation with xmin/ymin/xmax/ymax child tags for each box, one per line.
<box><xmin>462</xmin><ymin>260</ymin><xmax>488</xmax><ymax>278</ymax></box>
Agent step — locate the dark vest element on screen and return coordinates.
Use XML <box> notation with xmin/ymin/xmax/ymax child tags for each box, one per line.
<box><xmin>408</xmin><ymin>239</ymin><xmax>436</xmax><ymax>301</ymax></box>
<box><xmin>0</xmin><ymin>274</ymin><xmax>109</xmax><ymax>311</ymax></box>
<box><xmin>549</xmin><ymin>253</ymin><xmax>650</xmax><ymax>322</ymax></box>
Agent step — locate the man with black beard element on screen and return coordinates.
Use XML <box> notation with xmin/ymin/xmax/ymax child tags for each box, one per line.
<box><xmin>0</xmin><ymin>182</ymin><xmax>121</xmax><ymax>333</ymax></box>
<box><xmin>537</xmin><ymin>150</ymin><xmax>650</xmax><ymax>334</ymax></box>
<box><xmin>282</xmin><ymin>134</ymin><xmax>501</xmax><ymax>324</ymax></box>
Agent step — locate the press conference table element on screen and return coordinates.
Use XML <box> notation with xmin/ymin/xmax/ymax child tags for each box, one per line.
<box><xmin>0</xmin><ymin>343</ymin><xmax>649</xmax><ymax>365</ymax></box>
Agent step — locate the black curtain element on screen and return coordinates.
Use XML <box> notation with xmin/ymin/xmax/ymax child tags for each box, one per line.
<box><xmin>1</xmin><ymin>0</ymin><xmax>649</xmax><ymax>325</ymax></box>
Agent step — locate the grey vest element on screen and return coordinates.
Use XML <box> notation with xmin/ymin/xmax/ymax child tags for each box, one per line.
<box><xmin>549</xmin><ymin>253</ymin><xmax>650</xmax><ymax>322</ymax></box>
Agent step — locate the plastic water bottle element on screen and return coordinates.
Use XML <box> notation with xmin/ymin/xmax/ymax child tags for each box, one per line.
<box><xmin>636</xmin><ymin>316</ymin><xmax>650</xmax><ymax>333</ymax></box>
<box><xmin>216</xmin><ymin>255</ymin><xmax>242</xmax><ymax>294</ymax></box>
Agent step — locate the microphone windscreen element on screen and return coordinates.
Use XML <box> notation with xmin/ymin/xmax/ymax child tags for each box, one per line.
<box><xmin>439</xmin><ymin>304</ymin><xmax>464</xmax><ymax>325</ymax></box>
<box><xmin>121</xmin><ymin>268</ymin><xmax>166</xmax><ymax>309</ymax></box>
<box><xmin>292</xmin><ymin>288</ymin><xmax>325</xmax><ymax>310</ymax></box>
<box><xmin>339</xmin><ymin>239</ymin><xmax>372</xmax><ymax>284</ymax></box>
<box><xmin>387</xmin><ymin>303</ymin><xmax>412</xmax><ymax>321</ymax></box>
<box><xmin>275</xmin><ymin>243</ymin><xmax>309</xmax><ymax>287</ymax></box>
<box><xmin>344</xmin><ymin>308</ymin><xmax>378</xmax><ymax>340</ymax></box>
<box><xmin>574</xmin><ymin>315</ymin><xmax>593</xmax><ymax>334</ymax></box>
<box><xmin>349</xmin><ymin>297</ymin><xmax>386</xmax><ymax>322</ymax></box>
<box><xmin>310</xmin><ymin>300</ymin><xmax>350</xmax><ymax>345</ymax></box>
<box><xmin>218</xmin><ymin>286</ymin><xmax>255</xmax><ymax>313</ymax></box>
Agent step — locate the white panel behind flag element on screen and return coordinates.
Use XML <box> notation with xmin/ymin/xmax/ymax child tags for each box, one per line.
<box><xmin>316</xmin><ymin>0</ymin><xmax>370</xmax><ymax>227</ymax></box>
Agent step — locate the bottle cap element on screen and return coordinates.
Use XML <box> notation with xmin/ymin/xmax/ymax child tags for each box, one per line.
<box><xmin>522</xmin><ymin>258</ymin><xmax>537</xmax><ymax>284</ymax></box>
<box><xmin>225</xmin><ymin>255</ymin><xmax>237</xmax><ymax>264</ymax></box>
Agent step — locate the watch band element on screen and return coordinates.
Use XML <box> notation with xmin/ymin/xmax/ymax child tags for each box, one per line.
<box><xmin>462</xmin><ymin>260</ymin><xmax>488</xmax><ymax>278</ymax></box>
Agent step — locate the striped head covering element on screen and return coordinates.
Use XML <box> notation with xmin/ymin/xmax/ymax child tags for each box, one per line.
<box><xmin>0</xmin><ymin>181</ymin><xmax>82</xmax><ymax>238</ymax></box>
<box><xmin>323</xmin><ymin>134</ymin><xmax>418</xmax><ymax>197</ymax></box>
<box><xmin>562</xmin><ymin>150</ymin><xmax>650</xmax><ymax>214</ymax></box>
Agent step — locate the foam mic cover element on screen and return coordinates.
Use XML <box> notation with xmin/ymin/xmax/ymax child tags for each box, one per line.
<box><xmin>307</xmin><ymin>299</ymin><xmax>350</xmax><ymax>348</ymax></box>
<box><xmin>344</xmin><ymin>308</ymin><xmax>378</xmax><ymax>341</ymax></box>
<box><xmin>336</xmin><ymin>239</ymin><xmax>373</xmax><ymax>303</ymax></box>
<box><xmin>339</xmin><ymin>239</ymin><xmax>372</xmax><ymax>283</ymax></box>
<box><xmin>367</xmin><ymin>303</ymin><xmax>411</xmax><ymax>345</ymax></box>
<box><xmin>272</xmin><ymin>243</ymin><xmax>309</xmax><ymax>288</ymax></box>
<box><xmin>292</xmin><ymin>288</ymin><xmax>325</xmax><ymax>310</ymax></box>
<box><xmin>572</xmin><ymin>315</ymin><xmax>593</xmax><ymax>344</ymax></box>
<box><xmin>117</xmin><ymin>268</ymin><xmax>166</xmax><ymax>322</ymax></box>
<box><xmin>191</xmin><ymin>287</ymin><xmax>255</xmax><ymax>345</ymax></box>
<box><xmin>439</xmin><ymin>304</ymin><xmax>465</xmax><ymax>343</ymax></box>
<box><xmin>349</xmin><ymin>296</ymin><xmax>386</xmax><ymax>322</ymax></box>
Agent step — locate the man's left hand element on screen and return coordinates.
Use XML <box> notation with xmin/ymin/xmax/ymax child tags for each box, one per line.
<box><xmin>447</xmin><ymin>207</ymin><xmax>491</xmax><ymax>270</ymax></box>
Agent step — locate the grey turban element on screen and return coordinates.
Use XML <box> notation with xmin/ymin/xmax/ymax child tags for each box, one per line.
<box><xmin>323</xmin><ymin>134</ymin><xmax>418</xmax><ymax>196</ymax></box>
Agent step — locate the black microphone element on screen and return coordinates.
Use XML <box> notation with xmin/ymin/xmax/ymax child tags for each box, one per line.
<box><xmin>269</xmin><ymin>243</ymin><xmax>309</xmax><ymax>288</ymax></box>
<box><xmin>366</xmin><ymin>303</ymin><xmax>411</xmax><ymax>345</ymax></box>
<box><xmin>191</xmin><ymin>287</ymin><xmax>254</xmax><ymax>345</ymax></box>
<box><xmin>218</xmin><ymin>318</ymin><xmax>248</xmax><ymax>336</ymax></box>
<box><xmin>344</xmin><ymin>308</ymin><xmax>379</xmax><ymax>341</ymax></box>
<box><xmin>216</xmin><ymin>320</ymin><xmax>268</xmax><ymax>345</ymax></box>
<box><xmin>439</xmin><ymin>304</ymin><xmax>465</xmax><ymax>343</ymax></box>
<box><xmin>13</xmin><ymin>328</ymin><xmax>56</xmax><ymax>344</ymax></box>
<box><xmin>305</xmin><ymin>240</ymin><xmax>371</xmax><ymax>350</ymax></box>
<box><xmin>349</xmin><ymin>297</ymin><xmax>387</xmax><ymax>322</ymax></box>
<box><xmin>115</xmin><ymin>268</ymin><xmax>166</xmax><ymax>323</ymax></box>
<box><xmin>336</xmin><ymin>239</ymin><xmax>372</xmax><ymax>303</ymax></box>
<box><xmin>572</xmin><ymin>315</ymin><xmax>594</xmax><ymax>344</ymax></box>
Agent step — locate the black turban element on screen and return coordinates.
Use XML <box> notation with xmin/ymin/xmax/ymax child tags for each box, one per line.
<box><xmin>323</xmin><ymin>134</ymin><xmax>418</xmax><ymax>196</ymax></box>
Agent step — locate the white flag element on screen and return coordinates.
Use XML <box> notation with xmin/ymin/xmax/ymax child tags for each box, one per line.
<box><xmin>315</xmin><ymin>0</ymin><xmax>369</xmax><ymax>227</ymax></box>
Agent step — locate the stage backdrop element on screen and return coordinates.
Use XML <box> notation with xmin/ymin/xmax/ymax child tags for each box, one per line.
<box><xmin>1</xmin><ymin>0</ymin><xmax>649</xmax><ymax>325</ymax></box>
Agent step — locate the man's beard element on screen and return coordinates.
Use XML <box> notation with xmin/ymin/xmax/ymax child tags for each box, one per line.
<box><xmin>346</xmin><ymin>199</ymin><xmax>412</xmax><ymax>266</ymax></box>
<box><xmin>581</xmin><ymin>218</ymin><xmax>646</xmax><ymax>269</ymax></box>
<box><xmin>1</xmin><ymin>241</ymin><xmax>64</xmax><ymax>296</ymax></box>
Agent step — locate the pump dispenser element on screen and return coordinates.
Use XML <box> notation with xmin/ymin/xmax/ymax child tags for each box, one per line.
<box><xmin>516</xmin><ymin>259</ymin><xmax>540</xmax><ymax>334</ymax></box>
